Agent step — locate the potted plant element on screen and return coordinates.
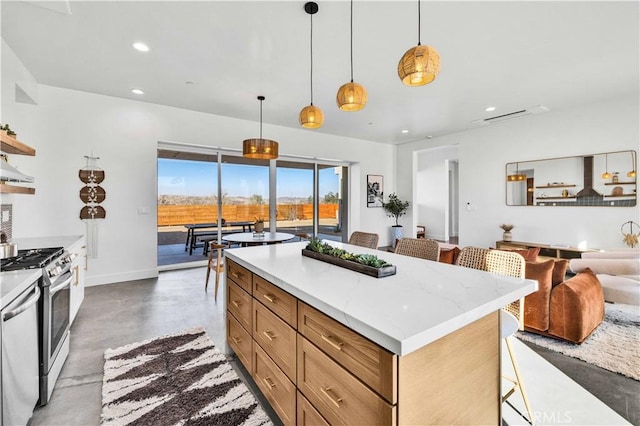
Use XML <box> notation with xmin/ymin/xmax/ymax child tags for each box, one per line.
<box><xmin>254</xmin><ymin>217</ymin><xmax>265</xmax><ymax>234</ymax></box>
<box><xmin>382</xmin><ymin>193</ymin><xmax>410</xmax><ymax>246</ymax></box>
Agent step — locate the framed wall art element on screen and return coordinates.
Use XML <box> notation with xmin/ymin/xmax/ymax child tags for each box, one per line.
<box><xmin>367</xmin><ymin>174</ymin><xmax>384</xmax><ymax>207</ymax></box>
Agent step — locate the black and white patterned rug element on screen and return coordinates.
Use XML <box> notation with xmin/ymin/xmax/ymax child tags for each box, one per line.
<box><xmin>101</xmin><ymin>327</ymin><xmax>272</xmax><ymax>426</ymax></box>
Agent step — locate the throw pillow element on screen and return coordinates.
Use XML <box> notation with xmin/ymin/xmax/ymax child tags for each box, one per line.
<box><xmin>552</xmin><ymin>259</ymin><xmax>569</xmax><ymax>286</ymax></box>
<box><xmin>502</xmin><ymin>246</ymin><xmax>540</xmax><ymax>262</ymax></box>
<box><xmin>439</xmin><ymin>247</ymin><xmax>461</xmax><ymax>264</ymax></box>
<box><xmin>523</xmin><ymin>259</ymin><xmax>555</xmax><ymax>331</ymax></box>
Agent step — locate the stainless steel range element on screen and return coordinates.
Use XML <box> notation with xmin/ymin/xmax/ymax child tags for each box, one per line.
<box><xmin>1</xmin><ymin>247</ymin><xmax>74</xmax><ymax>406</ymax></box>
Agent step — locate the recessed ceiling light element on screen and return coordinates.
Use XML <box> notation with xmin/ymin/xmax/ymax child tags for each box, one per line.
<box><xmin>131</xmin><ymin>89</ymin><xmax>144</xmax><ymax>95</ymax></box>
<box><xmin>426</xmin><ymin>135</ymin><xmax>433</xmax><ymax>139</ymax></box>
<box><xmin>485</xmin><ymin>106</ymin><xmax>496</xmax><ymax>112</ymax></box>
<box><xmin>185</xmin><ymin>81</ymin><xmax>195</xmax><ymax>85</ymax></box>
<box><xmin>401</xmin><ymin>129</ymin><xmax>409</xmax><ymax>134</ymax></box>
<box><xmin>132</xmin><ymin>42</ymin><xmax>149</xmax><ymax>52</ymax></box>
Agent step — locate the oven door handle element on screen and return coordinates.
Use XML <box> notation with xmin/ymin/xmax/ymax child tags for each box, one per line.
<box><xmin>50</xmin><ymin>271</ymin><xmax>73</xmax><ymax>295</ymax></box>
<box><xmin>2</xmin><ymin>286</ymin><xmax>41</xmax><ymax>322</ymax></box>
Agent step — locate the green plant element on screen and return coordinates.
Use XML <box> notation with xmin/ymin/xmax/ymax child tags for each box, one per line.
<box><xmin>382</xmin><ymin>193</ymin><xmax>410</xmax><ymax>226</ymax></box>
<box><xmin>305</xmin><ymin>238</ymin><xmax>391</xmax><ymax>268</ymax></box>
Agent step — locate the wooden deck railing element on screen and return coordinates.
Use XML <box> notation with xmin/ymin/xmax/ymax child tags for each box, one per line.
<box><xmin>158</xmin><ymin>204</ymin><xmax>339</xmax><ymax>226</ymax></box>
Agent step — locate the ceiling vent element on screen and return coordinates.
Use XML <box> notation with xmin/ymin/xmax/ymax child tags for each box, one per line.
<box><xmin>472</xmin><ymin>105</ymin><xmax>549</xmax><ymax>126</ymax></box>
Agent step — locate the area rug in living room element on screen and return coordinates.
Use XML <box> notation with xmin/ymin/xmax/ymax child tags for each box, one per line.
<box><xmin>101</xmin><ymin>327</ymin><xmax>272</xmax><ymax>426</ymax></box>
<box><xmin>517</xmin><ymin>303</ymin><xmax>640</xmax><ymax>381</ymax></box>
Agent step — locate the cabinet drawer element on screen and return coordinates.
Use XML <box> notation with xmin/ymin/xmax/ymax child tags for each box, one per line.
<box><xmin>253</xmin><ymin>301</ymin><xmax>296</xmax><ymax>382</ymax></box>
<box><xmin>253</xmin><ymin>344</ymin><xmax>296</xmax><ymax>426</ymax></box>
<box><xmin>297</xmin><ymin>335</ymin><xmax>395</xmax><ymax>426</ymax></box>
<box><xmin>227</xmin><ymin>281</ymin><xmax>252</xmax><ymax>332</ymax></box>
<box><xmin>253</xmin><ymin>275</ymin><xmax>297</xmax><ymax>328</ymax></box>
<box><xmin>227</xmin><ymin>313</ymin><xmax>252</xmax><ymax>374</ymax></box>
<box><xmin>298</xmin><ymin>302</ymin><xmax>397</xmax><ymax>403</ymax></box>
<box><xmin>297</xmin><ymin>391</ymin><xmax>329</xmax><ymax>426</ymax></box>
<box><xmin>227</xmin><ymin>259</ymin><xmax>252</xmax><ymax>293</ymax></box>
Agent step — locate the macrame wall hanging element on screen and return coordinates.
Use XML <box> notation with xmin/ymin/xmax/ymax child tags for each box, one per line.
<box><xmin>79</xmin><ymin>155</ymin><xmax>106</xmax><ymax>258</ymax></box>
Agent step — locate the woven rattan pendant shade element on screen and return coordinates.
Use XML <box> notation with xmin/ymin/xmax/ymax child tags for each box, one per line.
<box><xmin>299</xmin><ymin>104</ymin><xmax>324</xmax><ymax>128</ymax></box>
<box><xmin>398</xmin><ymin>44</ymin><xmax>440</xmax><ymax>86</ymax></box>
<box><xmin>336</xmin><ymin>82</ymin><xmax>367</xmax><ymax>111</ymax></box>
<box><xmin>336</xmin><ymin>0</ymin><xmax>367</xmax><ymax>112</ymax></box>
<box><xmin>398</xmin><ymin>0</ymin><xmax>440</xmax><ymax>87</ymax></box>
<box><xmin>243</xmin><ymin>96</ymin><xmax>278</xmax><ymax>160</ymax></box>
<box><xmin>299</xmin><ymin>2</ymin><xmax>324</xmax><ymax>128</ymax></box>
<box><xmin>243</xmin><ymin>138</ymin><xmax>279</xmax><ymax>159</ymax></box>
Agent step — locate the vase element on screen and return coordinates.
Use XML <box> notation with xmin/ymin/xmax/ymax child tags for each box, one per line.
<box><xmin>254</xmin><ymin>222</ymin><xmax>264</xmax><ymax>233</ymax></box>
<box><xmin>503</xmin><ymin>231</ymin><xmax>512</xmax><ymax>242</ymax></box>
<box><xmin>391</xmin><ymin>226</ymin><xmax>404</xmax><ymax>247</ymax></box>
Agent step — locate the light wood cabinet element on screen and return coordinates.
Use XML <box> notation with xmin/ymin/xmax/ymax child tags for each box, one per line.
<box><xmin>226</xmin><ymin>259</ymin><xmax>500</xmax><ymax>425</ymax></box>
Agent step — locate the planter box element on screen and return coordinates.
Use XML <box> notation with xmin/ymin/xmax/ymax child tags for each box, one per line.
<box><xmin>301</xmin><ymin>248</ymin><xmax>396</xmax><ymax>278</ymax></box>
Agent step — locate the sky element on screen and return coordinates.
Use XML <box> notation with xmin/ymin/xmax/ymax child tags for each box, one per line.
<box><xmin>158</xmin><ymin>159</ymin><xmax>340</xmax><ymax>199</ymax></box>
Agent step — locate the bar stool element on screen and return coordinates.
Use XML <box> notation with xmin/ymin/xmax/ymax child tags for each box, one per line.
<box><xmin>205</xmin><ymin>242</ymin><xmax>226</xmax><ymax>301</ymax></box>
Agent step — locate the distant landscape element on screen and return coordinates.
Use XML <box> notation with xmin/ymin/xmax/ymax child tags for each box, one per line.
<box><xmin>158</xmin><ymin>194</ymin><xmax>337</xmax><ymax>206</ymax></box>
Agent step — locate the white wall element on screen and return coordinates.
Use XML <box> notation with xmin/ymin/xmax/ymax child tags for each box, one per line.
<box><xmin>415</xmin><ymin>145</ymin><xmax>458</xmax><ymax>241</ymax></box>
<box><xmin>399</xmin><ymin>96</ymin><xmax>639</xmax><ymax>250</ymax></box>
<box><xmin>2</xmin><ymin>42</ymin><xmax>395</xmax><ymax>285</ymax></box>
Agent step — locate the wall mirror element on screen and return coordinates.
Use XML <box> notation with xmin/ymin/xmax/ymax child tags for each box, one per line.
<box><xmin>506</xmin><ymin>150</ymin><xmax>637</xmax><ymax>206</ymax></box>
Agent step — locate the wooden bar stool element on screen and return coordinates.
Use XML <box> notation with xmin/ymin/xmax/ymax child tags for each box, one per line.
<box><xmin>205</xmin><ymin>242</ymin><xmax>226</xmax><ymax>301</ymax></box>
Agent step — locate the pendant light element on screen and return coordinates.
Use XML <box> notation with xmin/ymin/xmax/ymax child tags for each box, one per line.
<box><xmin>601</xmin><ymin>153</ymin><xmax>611</xmax><ymax>180</ymax></box>
<box><xmin>299</xmin><ymin>2</ymin><xmax>324</xmax><ymax>128</ymax></box>
<box><xmin>397</xmin><ymin>0</ymin><xmax>441</xmax><ymax>86</ymax></box>
<box><xmin>628</xmin><ymin>150</ymin><xmax>637</xmax><ymax>178</ymax></box>
<box><xmin>507</xmin><ymin>163</ymin><xmax>526</xmax><ymax>182</ymax></box>
<box><xmin>336</xmin><ymin>0</ymin><xmax>367</xmax><ymax>111</ymax></box>
<box><xmin>243</xmin><ymin>96</ymin><xmax>279</xmax><ymax>160</ymax></box>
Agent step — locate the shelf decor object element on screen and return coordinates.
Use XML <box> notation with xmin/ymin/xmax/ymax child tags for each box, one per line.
<box><xmin>397</xmin><ymin>0</ymin><xmax>441</xmax><ymax>87</ymax></box>
<box><xmin>79</xmin><ymin>155</ymin><xmax>105</xmax><ymax>258</ymax></box>
<box><xmin>299</xmin><ymin>2</ymin><xmax>324</xmax><ymax>129</ymax></box>
<box><xmin>243</xmin><ymin>96</ymin><xmax>279</xmax><ymax>160</ymax></box>
<box><xmin>336</xmin><ymin>0</ymin><xmax>367</xmax><ymax>111</ymax></box>
<box><xmin>500</xmin><ymin>224</ymin><xmax>514</xmax><ymax>242</ymax></box>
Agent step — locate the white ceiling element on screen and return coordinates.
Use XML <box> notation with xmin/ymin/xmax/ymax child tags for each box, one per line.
<box><xmin>2</xmin><ymin>1</ymin><xmax>638</xmax><ymax>144</ymax></box>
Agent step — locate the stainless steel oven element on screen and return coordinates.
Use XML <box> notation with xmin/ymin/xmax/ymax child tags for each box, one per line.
<box><xmin>39</xmin><ymin>253</ymin><xmax>73</xmax><ymax>406</ymax></box>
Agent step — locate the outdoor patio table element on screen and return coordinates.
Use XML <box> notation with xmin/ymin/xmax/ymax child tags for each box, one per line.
<box><xmin>184</xmin><ymin>221</ymin><xmax>254</xmax><ymax>254</ymax></box>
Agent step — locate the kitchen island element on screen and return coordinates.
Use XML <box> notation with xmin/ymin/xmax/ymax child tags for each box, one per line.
<box><xmin>225</xmin><ymin>241</ymin><xmax>537</xmax><ymax>425</ymax></box>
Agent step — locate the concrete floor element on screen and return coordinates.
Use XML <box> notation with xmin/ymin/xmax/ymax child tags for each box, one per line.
<box><xmin>31</xmin><ymin>267</ymin><xmax>638</xmax><ymax>425</ymax></box>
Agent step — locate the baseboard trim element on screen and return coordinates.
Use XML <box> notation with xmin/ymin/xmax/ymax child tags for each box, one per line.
<box><xmin>85</xmin><ymin>268</ymin><xmax>158</xmax><ymax>287</ymax></box>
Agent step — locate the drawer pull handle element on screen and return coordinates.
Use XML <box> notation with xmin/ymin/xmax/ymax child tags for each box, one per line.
<box><xmin>231</xmin><ymin>272</ymin><xmax>241</xmax><ymax>279</ymax></box>
<box><xmin>230</xmin><ymin>336</ymin><xmax>241</xmax><ymax>344</ymax></box>
<box><xmin>263</xmin><ymin>293</ymin><xmax>276</xmax><ymax>303</ymax></box>
<box><xmin>320</xmin><ymin>386</ymin><xmax>343</xmax><ymax>408</ymax></box>
<box><xmin>231</xmin><ymin>301</ymin><xmax>241</xmax><ymax>308</ymax></box>
<box><xmin>262</xmin><ymin>331</ymin><xmax>276</xmax><ymax>341</ymax></box>
<box><xmin>263</xmin><ymin>377</ymin><xmax>276</xmax><ymax>389</ymax></box>
<box><xmin>321</xmin><ymin>334</ymin><xmax>344</xmax><ymax>351</ymax></box>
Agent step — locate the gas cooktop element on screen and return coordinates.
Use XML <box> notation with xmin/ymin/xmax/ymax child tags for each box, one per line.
<box><xmin>0</xmin><ymin>247</ymin><xmax>64</xmax><ymax>271</ymax></box>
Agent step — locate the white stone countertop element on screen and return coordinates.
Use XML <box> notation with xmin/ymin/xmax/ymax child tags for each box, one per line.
<box><xmin>1</xmin><ymin>235</ymin><xmax>83</xmax><ymax>310</ymax></box>
<box><xmin>225</xmin><ymin>241</ymin><xmax>538</xmax><ymax>356</ymax></box>
<box><xmin>1</xmin><ymin>269</ymin><xmax>42</xmax><ymax>311</ymax></box>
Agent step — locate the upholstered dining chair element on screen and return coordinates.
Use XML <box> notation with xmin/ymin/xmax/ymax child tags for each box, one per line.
<box><xmin>348</xmin><ymin>231</ymin><xmax>379</xmax><ymax>249</ymax></box>
<box><xmin>205</xmin><ymin>242</ymin><xmax>226</xmax><ymax>301</ymax></box>
<box><xmin>394</xmin><ymin>238</ymin><xmax>440</xmax><ymax>261</ymax></box>
<box><xmin>455</xmin><ymin>246</ymin><xmax>533</xmax><ymax>423</ymax></box>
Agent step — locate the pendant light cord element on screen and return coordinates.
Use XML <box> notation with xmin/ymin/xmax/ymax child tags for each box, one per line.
<box><xmin>259</xmin><ymin>98</ymin><xmax>263</xmax><ymax>139</ymax></box>
<box><xmin>349</xmin><ymin>0</ymin><xmax>354</xmax><ymax>82</ymax></box>
<box><xmin>417</xmin><ymin>0</ymin><xmax>422</xmax><ymax>46</ymax></box>
<box><xmin>310</xmin><ymin>11</ymin><xmax>314</xmax><ymax>105</ymax></box>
